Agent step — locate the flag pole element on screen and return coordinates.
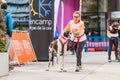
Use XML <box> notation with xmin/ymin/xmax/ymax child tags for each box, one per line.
<box><xmin>79</xmin><ymin>0</ymin><xmax>82</xmax><ymax>18</ymax></box>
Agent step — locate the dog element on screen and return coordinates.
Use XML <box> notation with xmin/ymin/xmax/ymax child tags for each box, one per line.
<box><xmin>46</xmin><ymin>31</ymin><xmax>74</xmax><ymax>72</ymax></box>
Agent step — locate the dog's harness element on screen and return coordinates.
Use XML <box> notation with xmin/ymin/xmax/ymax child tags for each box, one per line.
<box><xmin>73</xmin><ymin>34</ymin><xmax>84</xmax><ymax>47</ymax></box>
<box><xmin>72</xmin><ymin>34</ymin><xmax>84</xmax><ymax>53</ymax></box>
<box><xmin>59</xmin><ymin>35</ymin><xmax>67</xmax><ymax>54</ymax></box>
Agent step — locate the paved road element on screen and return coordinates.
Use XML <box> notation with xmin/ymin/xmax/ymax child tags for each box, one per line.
<box><xmin>0</xmin><ymin>52</ymin><xmax>120</xmax><ymax>80</ymax></box>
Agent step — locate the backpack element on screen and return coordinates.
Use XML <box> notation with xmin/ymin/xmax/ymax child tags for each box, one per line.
<box><xmin>0</xmin><ymin>10</ymin><xmax>8</xmax><ymax>52</ymax></box>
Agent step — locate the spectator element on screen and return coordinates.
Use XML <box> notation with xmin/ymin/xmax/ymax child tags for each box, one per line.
<box><xmin>107</xmin><ymin>22</ymin><xmax>120</xmax><ymax>62</ymax></box>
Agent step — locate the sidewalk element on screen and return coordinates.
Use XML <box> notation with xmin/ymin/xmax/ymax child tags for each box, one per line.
<box><xmin>0</xmin><ymin>52</ymin><xmax>120</xmax><ymax>80</ymax></box>
<box><xmin>83</xmin><ymin>62</ymin><xmax>120</xmax><ymax>80</ymax></box>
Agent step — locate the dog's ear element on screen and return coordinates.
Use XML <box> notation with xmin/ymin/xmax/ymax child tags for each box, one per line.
<box><xmin>63</xmin><ymin>30</ymin><xmax>70</xmax><ymax>38</ymax></box>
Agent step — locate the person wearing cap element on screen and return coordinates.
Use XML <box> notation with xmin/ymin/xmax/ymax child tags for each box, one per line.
<box><xmin>107</xmin><ymin>22</ymin><xmax>120</xmax><ymax>62</ymax></box>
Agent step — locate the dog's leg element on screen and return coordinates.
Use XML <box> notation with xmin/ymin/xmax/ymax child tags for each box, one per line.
<box><xmin>56</xmin><ymin>53</ymin><xmax>62</xmax><ymax>72</ymax></box>
<box><xmin>61</xmin><ymin>53</ymin><xmax>67</xmax><ymax>72</ymax></box>
<box><xmin>51</xmin><ymin>52</ymin><xmax>54</xmax><ymax>66</ymax></box>
<box><xmin>61</xmin><ymin>54</ymin><xmax>65</xmax><ymax>71</ymax></box>
<box><xmin>53</xmin><ymin>49</ymin><xmax>57</xmax><ymax>65</ymax></box>
<box><xmin>61</xmin><ymin>45</ymin><xmax>67</xmax><ymax>72</ymax></box>
<box><xmin>54</xmin><ymin>48</ymin><xmax>59</xmax><ymax>65</ymax></box>
<box><xmin>46</xmin><ymin>53</ymin><xmax>52</xmax><ymax>71</ymax></box>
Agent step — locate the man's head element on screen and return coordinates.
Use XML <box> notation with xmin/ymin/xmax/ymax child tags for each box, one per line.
<box><xmin>1</xmin><ymin>3</ymin><xmax>7</xmax><ymax>9</ymax></box>
<box><xmin>73</xmin><ymin>11</ymin><xmax>81</xmax><ymax>23</ymax></box>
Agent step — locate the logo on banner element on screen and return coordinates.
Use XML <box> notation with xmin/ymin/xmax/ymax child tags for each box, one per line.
<box><xmin>30</xmin><ymin>0</ymin><xmax>52</xmax><ymax>18</ymax></box>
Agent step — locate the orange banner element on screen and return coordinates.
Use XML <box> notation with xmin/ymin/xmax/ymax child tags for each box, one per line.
<box><xmin>10</xmin><ymin>31</ymin><xmax>37</xmax><ymax>64</ymax></box>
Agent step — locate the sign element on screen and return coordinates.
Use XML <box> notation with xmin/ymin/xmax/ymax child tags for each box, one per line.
<box><xmin>29</xmin><ymin>0</ymin><xmax>54</xmax><ymax>61</ymax></box>
<box><xmin>111</xmin><ymin>11</ymin><xmax>120</xmax><ymax>18</ymax></box>
<box><xmin>10</xmin><ymin>31</ymin><xmax>37</xmax><ymax>64</ymax></box>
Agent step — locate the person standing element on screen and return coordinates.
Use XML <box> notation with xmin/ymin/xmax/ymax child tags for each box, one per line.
<box><xmin>1</xmin><ymin>3</ymin><xmax>13</xmax><ymax>70</ymax></box>
<box><xmin>1</xmin><ymin>3</ymin><xmax>12</xmax><ymax>36</ymax></box>
<box><xmin>63</xmin><ymin>11</ymin><xmax>87</xmax><ymax>72</ymax></box>
<box><xmin>107</xmin><ymin>22</ymin><xmax>120</xmax><ymax>62</ymax></box>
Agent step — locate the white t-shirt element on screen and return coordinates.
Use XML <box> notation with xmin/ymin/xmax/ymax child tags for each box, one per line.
<box><xmin>69</xmin><ymin>20</ymin><xmax>87</xmax><ymax>42</ymax></box>
<box><xmin>109</xmin><ymin>25</ymin><xmax>120</xmax><ymax>37</ymax></box>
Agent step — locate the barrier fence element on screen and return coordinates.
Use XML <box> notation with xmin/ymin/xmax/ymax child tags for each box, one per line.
<box><xmin>67</xmin><ymin>36</ymin><xmax>110</xmax><ymax>52</ymax></box>
<box><xmin>84</xmin><ymin>36</ymin><xmax>109</xmax><ymax>52</ymax></box>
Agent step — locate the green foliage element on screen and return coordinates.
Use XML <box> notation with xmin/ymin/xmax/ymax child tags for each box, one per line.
<box><xmin>87</xmin><ymin>0</ymin><xmax>98</xmax><ymax>12</ymax></box>
<box><xmin>0</xmin><ymin>37</ymin><xmax>7</xmax><ymax>52</ymax></box>
<box><xmin>0</xmin><ymin>11</ymin><xmax>7</xmax><ymax>52</ymax></box>
<box><xmin>18</xmin><ymin>24</ymin><xmax>24</xmax><ymax>30</ymax></box>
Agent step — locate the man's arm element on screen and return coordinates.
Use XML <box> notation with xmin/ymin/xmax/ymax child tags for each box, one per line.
<box><xmin>107</xmin><ymin>26</ymin><xmax>111</xmax><ymax>38</ymax></box>
<box><xmin>7</xmin><ymin>13</ymin><xmax>13</xmax><ymax>37</ymax></box>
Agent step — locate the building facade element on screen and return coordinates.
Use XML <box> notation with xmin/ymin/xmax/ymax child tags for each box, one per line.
<box><xmin>5</xmin><ymin>0</ymin><xmax>120</xmax><ymax>34</ymax></box>
<box><xmin>6</xmin><ymin>0</ymin><xmax>29</xmax><ymax>30</ymax></box>
<box><xmin>82</xmin><ymin>0</ymin><xmax>120</xmax><ymax>36</ymax></box>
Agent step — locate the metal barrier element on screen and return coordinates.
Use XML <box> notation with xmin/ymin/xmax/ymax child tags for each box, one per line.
<box><xmin>84</xmin><ymin>36</ymin><xmax>109</xmax><ymax>52</ymax></box>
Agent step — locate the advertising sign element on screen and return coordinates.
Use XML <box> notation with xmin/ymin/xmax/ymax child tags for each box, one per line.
<box><xmin>29</xmin><ymin>0</ymin><xmax>54</xmax><ymax>61</ymax></box>
<box><xmin>10</xmin><ymin>32</ymin><xmax>37</xmax><ymax>64</ymax></box>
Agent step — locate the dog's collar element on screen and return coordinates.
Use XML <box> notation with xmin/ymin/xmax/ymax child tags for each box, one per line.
<box><xmin>60</xmin><ymin>35</ymin><xmax>67</xmax><ymax>40</ymax></box>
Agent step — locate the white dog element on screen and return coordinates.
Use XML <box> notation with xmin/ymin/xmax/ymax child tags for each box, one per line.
<box><xmin>46</xmin><ymin>31</ymin><xmax>74</xmax><ymax>72</ymax></box>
